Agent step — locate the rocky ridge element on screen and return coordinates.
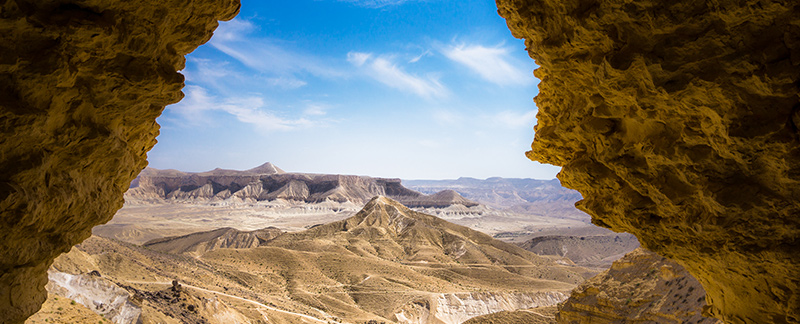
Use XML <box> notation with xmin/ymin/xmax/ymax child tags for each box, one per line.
<box><xmin>127</xmin><ymin>164</ymin><xmax>480</xmax><ymax>209</ymax></box>
<box><xmin>497</xmin><ymin>0</ymin><xmax>800</xmax><ymax>322</ymax></box>
<box><xmin>142</xmin><ymin>227</ymin><xmax>284</xmax><ymax>255</ymax></box>
<box><xmin>268</xmin><ymin>196</ymin><xmax>582</xmax><ymax>277</ymax></box>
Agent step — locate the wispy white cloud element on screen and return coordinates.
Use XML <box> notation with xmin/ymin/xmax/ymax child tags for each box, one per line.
<box><xmin>338</xmin><ymin>0</ymin><xmax>418</xmax><ymax>8</ymax></box>
<box><xmin>347</xmin><ymin>51</ymin><xmax>448</xmax><ymax>99</ymax></box>
<box><xmin>493</xmin><ymin>110</ymin><xmax>538</xmax><ymax>128</ymax></box>
<box><xmin>441</xmin><ymin>43</ymin><xmax>533</xmax><ymax>86</ymax></box>
<box><xmin>168</xmin><ymin>86</ymin><xmax>318</xmax><ymax>131</ymax></box>
<box><xmin>346</xmin><ymin>52</ymin><xmax>372</xmax><ymax>67</ymax></box>
<box><xmin>303</xmin><ymin>103</ymin><xmax>330</xmax><ymax>116</ymax></box>
<box><xmin>265</xmin><ymin>77</ymin><xmax>308</xmax><ymax>90</ymax></box>
<box><xmin>184</xmin><ymin>58</ymin><xmax>309</xmax><ymax>93</ymax></box>
<box><xmin>210</xmin><ymin>19</ymin><xmax>343</xmax><ymax>79</ymax></box>
<box><xmin>409</xmin><ymin>49</ymin><xmax>432</xmax><ymax>63</ymax></box>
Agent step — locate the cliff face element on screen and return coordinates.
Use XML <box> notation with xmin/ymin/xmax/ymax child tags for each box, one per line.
<box><xmin>495</xmin><ymin>1</ymin><xmax>800</xmax><ymax>322</ymax></box>
<box><xmin>556</xmin><ymin>248</ymin><xmax>718</xmax><ymax>324</ymax></box>
<box><xmin>0</xmin><ymin>1</ymin><xmax>239</xmax><ymax>323</ymax></box>
<box><xmin>128</xmin><ymin>167</ymin><xmax>480</xmax><ymax>208</ymax></box>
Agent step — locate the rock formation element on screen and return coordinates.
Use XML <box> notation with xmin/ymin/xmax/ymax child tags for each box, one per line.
<box><xmin>496</xmin><ymin>0</ymin><xmax>800</xmax><ymax>322</ymax></box>
<box><xmin>557</xmin><ymin>248</ymin><xmax>719</xmax><ymax>324</ymax></box>
<box><xmin>127</xmin><ymin>165</ymin><xmax>481</xmax><ymax>208</ymax></box>
<box><xmin>0</xmin><ymin>1</ymin><xmax>239</xmax><ymax>323</ymax></box>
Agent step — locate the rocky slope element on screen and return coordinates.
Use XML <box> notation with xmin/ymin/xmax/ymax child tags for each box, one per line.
<box><xmin>31</xmin><ymin>197</ymin><xmax>589</xmax><ymax>324</ymax></box>
<box><xmin>127</xmin><ymin>164</ymin><xmax>480</xmax><ymax>209</ymax></box>
<box><xmin>556</xmin><ymin>248</ymin><xmax>719</xmax><ymax>324</ymax></box>
<box><xmin>142</xmin><ymin>227</ymin><xmax>284</xmax><ymax>255</ymax></box>
<box><xmin>518</xmin><ymin>234</ymin><xmax>639</xmax><ymax>269</ymax></box>
<box><xmin>0</xmin><ymin>1</ymin><xmax>239</xmax><ymax>323</ymax></box>
<box><xmin>269</xmin><ymin>196</ymin><xmax>582</xmax><ymax>278</ymax></box>
<box><xmin>496</xmin><ymin>0</ymin><xmax>800</xmax><ymax>322</ymax></box>
<box><xmin>23</xmin><ymin>293</ymin><xmax>106</xmax><ymax>324</ymax></box>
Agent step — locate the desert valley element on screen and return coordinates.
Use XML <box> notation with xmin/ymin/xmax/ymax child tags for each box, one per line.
<box><xmin>25</xmin><ymin>163</ymin><xmax>714</xmax><ymax>324</ymax></box>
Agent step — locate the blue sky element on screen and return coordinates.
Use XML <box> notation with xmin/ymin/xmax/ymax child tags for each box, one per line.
<box><xmin>147</xmin><ymin>0</ymin><xmax>560</xmax><ymax>180</ymax></box>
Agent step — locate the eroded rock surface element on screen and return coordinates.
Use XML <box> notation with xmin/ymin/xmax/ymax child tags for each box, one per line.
<box><xmin>128</xmin><ymin>165</ymin><xmax>480</xmax><ymax>207</ymax></box>
<box><xmin>496</xmin><ymin>0</ymin><xmax>800</xmax><ymax>322</ymax></box>
<box><xmin>0</xmin><ymin>1</ymin><xmax>239</xmax><ymax>323</ymax></box>
<box><xmin>557</xmin><ymin>248</ymin><xmax>719</xmax><ymax>324</ymax></box>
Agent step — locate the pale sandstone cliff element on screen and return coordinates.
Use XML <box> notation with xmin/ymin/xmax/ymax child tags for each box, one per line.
<box><xmin>0</xmin><ymin>1</ymin><xmax>239</xmax><ymax>323</ymax></box>
<box><xmin>496</xmin><ymin>1</ymin><xmax>800</xmax><ymax>322</ymax></box>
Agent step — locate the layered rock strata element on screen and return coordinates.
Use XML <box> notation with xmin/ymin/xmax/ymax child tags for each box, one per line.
<box><xmin>128</xmin><ymin>166</ymin><xmax>480</xmax><ymax>208</ymax></box>
<box><xmin>496</xmin><ymin>1</ymin><xmax>800</xmax><ymax>322</ymax></box>
<box><xmin>0</xmin><ymin>1</ymin><xmax>239</xmax><ymax>323</ymax></box>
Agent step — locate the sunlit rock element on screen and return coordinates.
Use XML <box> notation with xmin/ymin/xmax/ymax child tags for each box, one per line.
<box><xmin>496</xmin><ymin>0</ymin><xmax>800</xmax><ymax>322</ymax></box>
<box><xmin>0</xmin><ymin>1</ymin><xmax>239</xmax><ymax>322</ymax></box>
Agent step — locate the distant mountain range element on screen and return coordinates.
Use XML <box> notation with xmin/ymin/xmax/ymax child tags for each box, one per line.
<box><xmin>127</xmin><ymin>162</ymin><xmax>479</xmax><ymax>208</ymax></box>
<box><xmin>404</xmin><ymin>177</ymin><xmax>588</xmax><ymax>220</ymax></box>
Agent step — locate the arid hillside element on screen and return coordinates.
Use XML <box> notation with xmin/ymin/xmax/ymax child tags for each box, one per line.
<box><xmin>142</xmin><ymin>227</ymin><xmax>284</xmax><ymax>255</ymax></box>
<box><xmin>33</xmin><ymin>197</ymin><xmax>592</xmax><ymax>324</ymax></box>
<box><xmin>518</xmin><ymin>234</ymin><xmax>640</xmax><ymax>269</ymax></box>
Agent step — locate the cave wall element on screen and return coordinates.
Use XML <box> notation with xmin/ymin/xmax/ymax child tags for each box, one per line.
<box><xmin>495</xmin><ymin>0</ymin><xmax>800</xmax><ymax>323</ymax></box>
<box><xmin>0</xmin><ymin>1</ymin><xmax>239</xmax><ymax>323</ymax></box>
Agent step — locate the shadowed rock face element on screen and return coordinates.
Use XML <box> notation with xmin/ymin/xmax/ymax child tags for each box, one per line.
<box><xmin>0</xmin><ymin>1</ymin><xmax>239</xmax><ymax>323</ymax></box>
<box><xmin>496</xmin><ymin>1</ymin><xmax>800</xmax><ymax>323</ymax></box>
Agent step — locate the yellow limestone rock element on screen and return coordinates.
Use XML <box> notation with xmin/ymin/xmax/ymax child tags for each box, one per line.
<box><xmin>0</xmin><ymin>1</ymin><xmax>239</xmax><ymax>323</ymax></box>
<box><xmin>496</xmin><ymin>0</ymin><xmax>800</xmax><ymax>323</ymax></box>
